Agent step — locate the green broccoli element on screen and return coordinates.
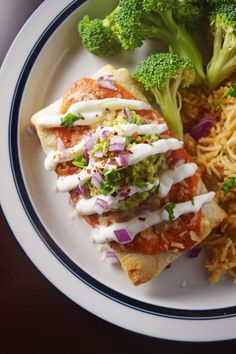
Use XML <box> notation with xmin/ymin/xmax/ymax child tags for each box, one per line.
<box><xmin>207</xmin><ymin>0</ymin><xmax>236</xmax><ymax>8</ymax></box>
<box><xmin>133</xmin><ymin>53</ymin><xmax>196</xmax><ymax>139</ymax></box>
<box><xmin>115</xmin><ymin>0</ymin><xmax>205</xmax><ymax>81</ymax></box>
<box><xmin>206</xmin><ymin>4</ymin><xmax>236</xmax><ymax>89</ymax></box>
<box><xmin>174</xmin><ymin>0</ymin><xmax>204</xmax><ymax>33</ymax></box>
<box><xmin>78</xmin><ymin>13</ymin><xmax>121</xmax><ymax>56</ymax></box>
<box><xmin>78</xmin><ymin>1</ymin><xmax>205</xmax><ymax>82</ymax></box>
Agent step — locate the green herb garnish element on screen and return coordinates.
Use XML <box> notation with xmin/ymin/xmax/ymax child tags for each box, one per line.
<box><xmin>222</xmin><ymin>177</ymin><xmax>236</xmax><ymax>195</ymax></box>
<box><xmin>231</xmin><ymin>234</ymin><xmax>236</xmax><ymax>241</ymax></box>
<box><xmin>72</xmin><ymin>156</ymin><xmax>88</xmax><ymax>168</ymax></box>
<box><xmin>100</xmin><ymin>169</ymin><xmax>121</xmax><ymax>195</ymax></box>
<box><xmin>191</xmin><ymin>198</ymin><xmax>195</xmax><ymax>206</ymax></box>
<box><xmin>213</xmin><ymin>84</ymin><xmax>236</xmax><ymax>110</ymax></box>
<box><xmin>225</xmin><ymin>84</ymin><xmax>236</xmax><ymax>98</ymax></box>
<box><xmin>164</xmin><ymin>202</ymin><xmax>176</xmax><ymax>222</ymax></box>
<box><xmin>60</xmin><ymin>113</ymin><xmax>82</xmax><ymax>127</ymax></box>
<box><xmin>135</xmin><ymin>180</ymin><xmax>148</xmax><ymax>188</ymax></box>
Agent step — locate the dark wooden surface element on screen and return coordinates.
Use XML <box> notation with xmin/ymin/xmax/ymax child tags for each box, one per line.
<box><xmin>0</xmin><ymin>1</ymin><xmax>236</xmax><ymax>353</ymax></box>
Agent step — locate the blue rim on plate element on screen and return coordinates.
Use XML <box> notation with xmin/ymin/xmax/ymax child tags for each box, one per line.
<box><xmin>8</xmin><ymin>0</ymin><xmax>236</xmax><ymax>320</ymax></box>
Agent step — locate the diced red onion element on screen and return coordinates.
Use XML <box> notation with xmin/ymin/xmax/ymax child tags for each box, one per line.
<box><xmin>98</xmin><ymin>75</ymin><xmax>117</xmax><ymax>91</ymax></box>
<box><xmin>85</xmin><ymin>133</ymin><xmax>98</xmax><ymax>151</ymax></box>
<box><xmin>139</xmin><ymin>204</ymin><xmax>150</xmax><ymax>211</ymax></box>
<box><xmin>118</xmin><ymin>189</ymin><xmax>129</xmax><ymax>198</ymax></box>
<box><xmin>114</xmin><ymin>229</ymin><xmax>131</xmax><ymax>243</ymax></box>
<box><xmin>94</xmin><ymin>198</ymin><xmax>109</xmax><ymax>213</ymax></box>
<box><xmin>98</xmin><ymin>78</ymin><xmax>117</xmax><ymax>91</ymax></box>
<box><xmin>75</xmin><ymin>185</ymin><xmax>85</xmax><ymax>196</ymax></box>
<box><xmin>26</xmin><ymin>124</ymin><xmax>36</xmax><ymax>136</ymax></box>
<box><xmin>98</xmin><ymin>75</ymin><xmax>113</xmax><ymax>80</ymax></box>
<box><xmin>187</xmin><ymin>247</ymin><xmax>201</xmax><ymax>258</ymax></box>
<box><xmin>101</xmin><ymin>130</ymin><xmax>110</xmax><ymax>138</ymax></box>
<box><xmin>94</xmin><ymin>150</ymin><xmax>103</xmax><ymax>158</ymax></box>
<box><xmin>84</xmin><ymin>148</ymin><xmax>89</xmax><ymax>161</ymax></box>
<box><xmin>60</xmin><ymin>152</ymin><xmax>69</xmax><ymax>161</ymax></box>
<box><xmin>123</xmin><ymin>107</ymin><xmax>131</xmax><ymax>121</ymax></box>
<box><xmin>117</xmin><ymin>154</ymin><xmax>128</xmax><ymax>166</ymax></box>
<box><xmin>105</xmin><ymin>250</ymin><xmax>120</xmax><ymax>264</ymax></box>
<box><xmin>185</xmin><ymin>116</ymin><xmax>214</xmax><ymax>140</ymax></box>
<box><xmin>57</xmin><ymin>137</ymin><xmax>65</xmax><ymax>151</ymax></box>
<box><xmin>91</xmin><ymin>171</ymin><xmax>104</xmax><ymax>189</ymax></box>
<box><xmin>109</xmin><ymin>136</ymin><xmax>126</xmax><ymax>152</ymax></box>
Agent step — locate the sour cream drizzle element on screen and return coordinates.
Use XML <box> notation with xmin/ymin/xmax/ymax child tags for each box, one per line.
<box><xmin>76</xmin><ymin>163</ymin><xmax>197</xmax><ymax>215</ymax></box>
<box><xmin>35</xmin><ymin>98</ymin><xmax>151</xmax><ymax>128</ymax></box>
<box><xmin>76</xmin><ymin>179</ymin><xmax>160</xmax><ymax>215</ymax></box>
<box><xmin>44</xmin><ymin>121</ymin><xmax>168</xmax><ymax>171</ymax></box>
<box><xmin>56</xmin><ymin>138</ymin><xmax>183</xmax><ymax>192</ymax></box>
<box><xmin>96</xmin><ymin>123</ymin><xmax>168</xmax><ymax>137</ymax></box>
<box><xmin>44</xmin><ymin>138</ymin><xmax>86</xmax><ymax>171</ymax></box>
<box><xmin>92</xmin><ymin>192</ymin><xmax>215</xmax><ymax>244</ymax></box>
<box><xmin>127</xmin><ymin>138</ymin><xmax>183</xmax><ymax>165</ymax></box>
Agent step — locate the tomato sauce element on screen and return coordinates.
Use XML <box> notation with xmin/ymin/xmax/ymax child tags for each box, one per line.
<box><xmin>51</xmin><ymin>76</ymin><xmax>202</xmax><ymax>255</ymax></box>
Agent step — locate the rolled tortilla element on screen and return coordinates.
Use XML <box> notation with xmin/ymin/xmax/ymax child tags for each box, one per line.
<box><xmin>31</xmin><ymin>64</ymin><xmax>227</xmax><ymax>286</ymax></box>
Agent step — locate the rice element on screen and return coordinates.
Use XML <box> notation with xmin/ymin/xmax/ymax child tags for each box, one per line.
<box><xmin>181</xmin><ymin>78</ymin><xmax>236</xmax><ymax>283</ymax></box>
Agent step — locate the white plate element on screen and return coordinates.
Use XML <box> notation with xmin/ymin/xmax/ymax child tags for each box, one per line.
<box><xmin>1</xmin><ymin>0</ymin><xmax>236</xmax><ymax>342</ymax></box>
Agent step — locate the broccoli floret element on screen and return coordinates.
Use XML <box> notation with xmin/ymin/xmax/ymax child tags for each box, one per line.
<box><xmin>113</xmin><ymin>0</ymin><xmax>146</xmax><ymax>50</ymax></box>
<box><xmin>78</xmin><ymin>1</ymin><xmax>205</xmax><ymax>82</ymax></box>
<box><xmin>174</xmin><ymin>0</ymin><xmax>204</xmax><ymax>33</ymax></box>
<box><xmin>133</xmin><ymin>53</ymin><xmax>196</xmax><ymax>139</ymax></box>
<box><xmin>115</xmin><ymin>0</ymin><xmax>205</xmax><ymax>82</ymax></box>
<box><xmin>78</xmin><ymin>14</ymin><xmax>121</xmax><ymax>56</ymax></box>
<box><xmin>207</xmin><ymin>0</ymin><xmax>236</xmax><ymax>8</ymax></box>
<box><xmin>206</xmin><ymin>4</ymin><xmax>236</xmax><ymax>89</ymax></box>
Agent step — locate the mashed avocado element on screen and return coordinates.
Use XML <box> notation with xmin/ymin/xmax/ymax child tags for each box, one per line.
<box><xmin>85</xmin><ymin>110</ymin><xmax>165</xmax><ymax>210</ymax></box>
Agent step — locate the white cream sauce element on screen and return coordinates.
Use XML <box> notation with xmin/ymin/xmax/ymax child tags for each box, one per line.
<box><xmin>127</xmin><ymin>138</ymin><xmax>183</xmax><ymax>165</ymax></box>
<box><xmin>35</xmin><ymin>98</ymin><xmax>151</xmax><ymax>128</ymax></box>
<box><xmin>56</xmin><ymin>138</ymin><xmax>183</xmax><ymax>192</ymax></box>
<box><xmin>75</xmin><ymin>163</ymin><xmax>198</xmax><ymax>215</ymax></box>
<box><xmin>76</xmin><ymin>179</ymin><xmax>160</xmax><ymax>215</ymax></box>
<box><xmin>92</xmin><ymin>192</ymin><xmax>215</xmax><ymax>244</ymax></box>
<box><xmin>96</xmin><ymin>123</ymin><xmax>168</xmax><ymax>137</ymax></box>
<box><xmin>44</xmin><ymin>138</ymin><xmax>86</xmax><ymax>171</ymax></box>
<box><xmin>158</xmin><ymin>163</ymin><xmax>198</xmax><ymax>197</ymax></box>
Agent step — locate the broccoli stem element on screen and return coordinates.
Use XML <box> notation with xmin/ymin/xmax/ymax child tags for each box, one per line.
<box><xmin>146</xmin><ymin>10</ymin><xmax>205</xmax><ymax>83</ymax></box>
<box><xmin>152</xmin><ymin>81</ymin><xmax>183</xmax><ymax>139</ymax></box>
<box><xmin>207</xmin><ymin>29</ymin><xmax>236</xmax><ymax>89</ymax></box>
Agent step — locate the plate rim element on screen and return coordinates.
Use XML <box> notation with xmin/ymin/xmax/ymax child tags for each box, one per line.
<box><xmin>1</xmin><ymin>0</ymin><xmax>236</xmax><ymax>341</ymax></box>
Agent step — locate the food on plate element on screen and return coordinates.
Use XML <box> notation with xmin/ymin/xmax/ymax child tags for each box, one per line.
<box><xmin>133</xmin><ymin>52</ymin><xmax>196</xmax><ymax>139</ymax></box>
<box><xmin>182</xmin><ymin>78</ymin><xmax>236</xmax><ymax>283</ymax></box>
<box><xmin>76</xmin><ymin>0</ymin><xmax>236</xmax><ymax>285</ymax></box>
<box><xmin>78</xmin><ymin>0</ymin><xmax>205</xmax><ymax>82</ymax></box>
<box><xmin>206</xmin><ymin>4</ymin><xmax>236</xmax><ymax>89</ymax></box>
<box><xmin>31</xmin><ymin>65</ymin><xmax>226</xmax><ymax>285</ymax></box>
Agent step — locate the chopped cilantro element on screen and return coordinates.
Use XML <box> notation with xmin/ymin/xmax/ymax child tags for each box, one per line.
<box><xmin>135</xmin><ymin>180</ymin><xmax>147</xmax><ymax>188</ymax></box>
<box><xmin>226</xmin><ymin>84</ymin><xmax>236</xmax><ymax>98</ymax></box>
<box><xmin>191</xmin><ymin>198</ymin><xmax>195</xmax><ymax>206</ymax></box>
<box><xmin>164</xmin><ymin>203</ymin><xmax>176</xmax><ymax>222</ymax></box>
<box><xmin>60</xmin><ymin>113</ymin><xmax>81</xmax><ymax>127</ymax></box>
<box><xmin>222</xmin><ymin>177</ymin><xmax>236</xmax><ymax>196</ymax></box>
<box><xmin>213</xmin><ymin>84</ymin><xmax>236</xmax><ymax>110</ymax></box>
<box><xmin>100</xmin><ymin>169</ymin><xmax>121</xmax><ymax>195</ymax></box>
<box><xmin>72</xmin><ymin>156</ymin><xmax>88</xmax><ymax>168</ymax></box>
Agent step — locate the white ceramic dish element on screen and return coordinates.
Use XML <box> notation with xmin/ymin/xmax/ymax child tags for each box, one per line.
<box><xmin>1</xmin><ymin>0</ymin><xmax>236</xmax><ymax>342</ymax></box>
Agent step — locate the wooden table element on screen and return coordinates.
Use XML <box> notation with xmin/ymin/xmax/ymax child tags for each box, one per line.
<box><xmin>0</xmin><ymin>1</ymin><xmax>235</xmax><ymax>352</ymax></box>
